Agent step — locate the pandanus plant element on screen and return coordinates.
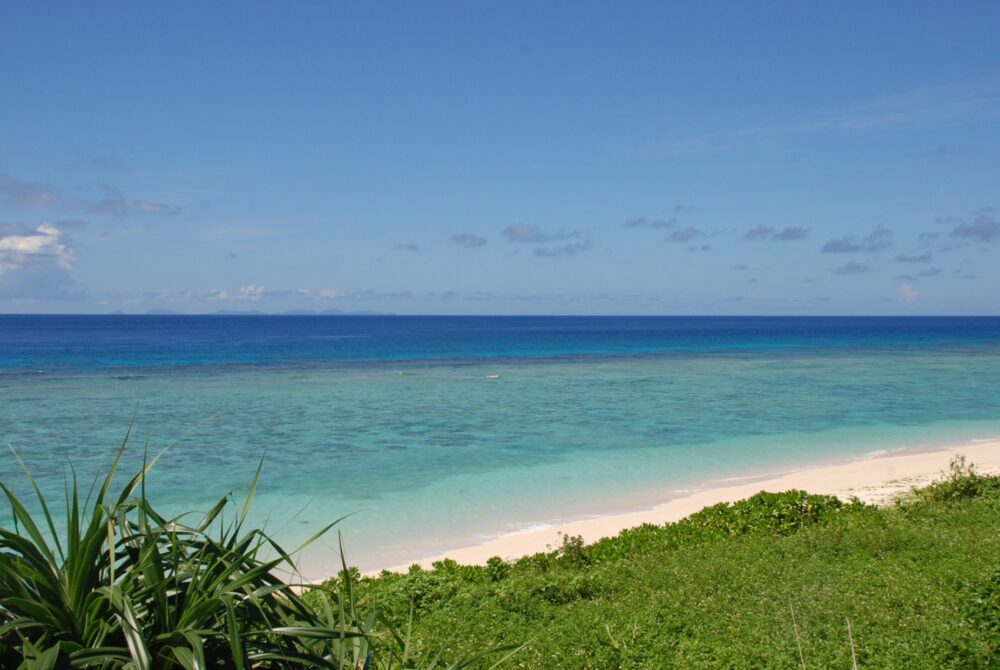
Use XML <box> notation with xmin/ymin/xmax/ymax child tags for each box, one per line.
<box><xmin>0</xmin><ymin>428</ymin><xmax>519</xmax><ymax>669</ymax></box>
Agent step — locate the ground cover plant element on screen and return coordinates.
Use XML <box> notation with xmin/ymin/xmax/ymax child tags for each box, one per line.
<box><xmin>0</xmin><ymin>430</ymin><xmax>517</xmax><ymax>669</ymax></box>
<box><xmin>4</xmin><ymin>427</ymin><xmax>997</xmax><ymax>669</ymax></box>
<box><xmin>316</xmin><ymin>458</ymin><xmax>1000</xmax><ymax>669</ymax></box>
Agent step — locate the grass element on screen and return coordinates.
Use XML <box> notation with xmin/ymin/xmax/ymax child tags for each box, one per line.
<box><xmin>311</xmin><ymin>458</ymin><xmax>1000</xmax><ymax>669</ymax></box>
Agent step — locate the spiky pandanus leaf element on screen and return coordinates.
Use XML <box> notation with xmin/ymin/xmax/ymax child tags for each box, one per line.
<box><xmin>1</xmin><ymin>430</ymin><xmax>521</xmax><ymax>669</ymax></box>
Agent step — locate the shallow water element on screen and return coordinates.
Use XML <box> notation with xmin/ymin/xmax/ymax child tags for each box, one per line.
<box><xmin>2</xmin><ymin>316</ymin><xmax>1000</xmax><ymax>576</ymax></box>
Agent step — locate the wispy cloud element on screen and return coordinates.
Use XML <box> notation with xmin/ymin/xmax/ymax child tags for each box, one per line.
<box><xmin>134</xmin><ymin>200</ymin><xmax>181</xmax><ymax>215</ymax></box>
<box><xmin>647</xmin><ymin>78</ymin><xmax>1000</xmax><ymax>156</ymax></box>
<box><xmin>667</xmin><ymin>226</ymin><xmax>706</xmax><ymax>243</ymax></box>
<box><xmin>821</xmin><ymin>225</ymin><xmax>892</xmax><ymax>253</ymax></box>
<box><xmin>832</xmin><ymin>262</ymin><xmax>869</xmax><ymax>275</ymax></box>
<box><xmin>897</xmin><ymin>268</ymin><xmax>944</xmax><ymax>280</ymax></box>
<box><xmin>393</xmin><ymin>243</ymin><xmax>421</xmax><ymax>252</ymax></box>
<box><xmin>624</xmin><ymin>216</ymin><xmax>675</xmax><ymax>231</ymax></box>
<box><xmin>928</xmin><ymin>145</ymin><xmax>962</xmax><ymax>162</ymax></box>
<box><xmin>0</xmin><ymin>173</ymin><xmax>180</xmax><ymax>217</ymax></box>
<box><xmin>0</xmin><ymin>174</ymin><xmax>59</xmax><ymax>208</ymax></box>
<box><xmin>772</xmin><ymin>227</ymin><xmax>809</xmax><ymax>241</ymax></box>
<box><xmin>623</xmin><ymin>207</ymin><xmax>691</xmax><ymax>232</ymax></box>
<box><xmin>449</xmin><ymin>232</ymin><xmax>487</xmax><ymax>248</ymax></box>
<box><xmin>502</xmin><ymin>223</ymin><xmax>580</xmax><ymax>243</ymax></box>
<box><xmin>744</xmin><ymin>225</ymin><xmax>809</xmax><ymax>241</ymax></box>
<box><xmin>67</xmin><ymin>185</ymin><xmax>181</xmax><ymax>217</ymax></box>
<box><xmin>950</xmin><ymin>212</ymin><xmax>999</xmax><ymax>241</ymax></box>
<box><xmin>74</xmin><ymin>151</ymin><xmax>124</xmax><ymax>171</ymax></box>
<box><xmin>744</xmin><ymin>225</ymin><xmax>774</xmax><ymax>241</ymax></box>
<box><xmin>533</xmin><ymin>240</ymin><xmax>593</xmax><ymax>257</ymax></box>
<box><xmin>747</xmin><ymin>79</ymin><xmax>1000</xmax><ymax>134</ymax></box>
<box><xmin>895</xmin><ymin>253</ymin><xmax>932</xmax><ymax>263</ymax></box>
<box><xmin>501</xmin><ymin>223</ymin><xmax>593</xmax><ymax>256</ymax></box>
<box><xmin>918</xmin><ymin>231</ymin><xmax>942</xmax><ymax>247</ymax></box>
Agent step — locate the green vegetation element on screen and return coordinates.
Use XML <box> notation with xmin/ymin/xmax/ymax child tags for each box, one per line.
<box><xmin>314</xmin><ymin>458</ymin><xmax>1000</xmax><ymax>669</ymax></box>
<box><xmin>3</xmin><ymin>430</ymin><xmax>998</xmax><ymax>669</ymax></box>
<box><xmin>0</xmin><ymin>432</ymin><xmax>516</xmax><ymax>669</ymax></box>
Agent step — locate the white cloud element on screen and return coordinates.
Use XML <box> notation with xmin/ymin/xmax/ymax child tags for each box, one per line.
<box><xmin>0</xmin><ymin>223</ymin><xmax>74</xmax><ymax>277</ymax></box>
<box><xmin>238</xmin><ymin>285</ymin><xmax>265</xmax><ymax>301</ymax></box>
<box><xmin>0</xmin><ymin>223</ymin><xmax>73</xmax><ymax>269</ymax></box>
<box><xmin>204</xmin><ymin>285</ymin><xmax>267</xmax><ymax>301</ymax></box>
<box><xmin>0</xmin><ymin>222</ymin><xmax>79</xmax><ymax>299</ymax></box>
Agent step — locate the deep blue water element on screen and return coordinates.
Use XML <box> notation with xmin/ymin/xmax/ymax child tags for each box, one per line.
<box><xmin>4</xmin><ymin>315</ymin><xmax>1000</xmax><ymax>371</ymax></box>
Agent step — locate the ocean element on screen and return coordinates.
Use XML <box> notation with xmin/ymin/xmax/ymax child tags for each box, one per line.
<box><xmin>2</xmin><ymin>315</ymin><xmax>1000</xmax><ymax>576</ymax></box>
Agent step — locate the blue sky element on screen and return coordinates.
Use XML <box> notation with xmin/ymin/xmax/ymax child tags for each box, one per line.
<box><xmin>1</xmin><ymin>2</ymin><xmax>999</xmax><ymax>314</ymax></box>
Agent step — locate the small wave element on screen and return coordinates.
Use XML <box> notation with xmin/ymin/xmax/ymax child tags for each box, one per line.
<box><xmin>716</xmin><ymin>469</ymin><xmax>789</xmax><ymax>482</ymax></box>
<box><xmin>506</xmin><ymin>523</ymin><xmax>553</xmax><ymax>536</ymax></box>
<box><xmin>865</xmin><ymin>449</ymin><xmax>888</xmax><ymax>457</ymax></box>
<box><xmin>485</xmin><ymin>374</ymin><xmax>500</xmax><ymax>379</ymax></box>
<box><xmin>1</xmin><ymin>369</ymin><xmax>48</xmax><ymax>376</ymax></box>
<box><xmin>477</xmin><ymin>522</ymin><xmax>554</xmax><ymax>541</ymax></box>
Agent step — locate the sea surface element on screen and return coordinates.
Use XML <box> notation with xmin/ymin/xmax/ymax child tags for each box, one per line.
<box><xmin>2</xmin><ymin>315</ymin><xmax>1000</xmax><ymax>576</ymax></box>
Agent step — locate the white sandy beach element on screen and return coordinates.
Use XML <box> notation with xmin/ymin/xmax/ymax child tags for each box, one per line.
<box><xmin>380</xmin><ymin>437</ymin><xmax>1000</xmax><ymax>573</ymax></box>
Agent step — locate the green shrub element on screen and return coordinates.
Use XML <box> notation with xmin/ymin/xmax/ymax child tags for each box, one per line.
<box><xmin>327</xmin><ymin>464</ymin><xmax>1000</xmax><ymax>669</ymax></box>
<box><xmin>485</xmin><ymin>556</ymin><xmax>509</xmax><ymax>583</ymax></box>
<box><xmin>912</xmin><ymin>455</ymin><xmax>1000</xmax><ymax>504</ymax></box>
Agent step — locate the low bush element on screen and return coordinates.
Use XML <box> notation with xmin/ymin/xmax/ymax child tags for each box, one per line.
<box><xmin>320</xmin><ymin>458</ymin><xmax>1000</xmax><ymax>669</ymax></box>
<box><xmin>910</xmin><ymin>454</ymin><xmax>1000</xmax><ymax>504</ymax></box>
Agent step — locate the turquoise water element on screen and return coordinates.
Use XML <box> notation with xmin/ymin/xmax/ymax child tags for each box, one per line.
<box><xmin>2</xmin><ymin>316</ymin><xmax>1000</xmax><ymax>576</ymax></box>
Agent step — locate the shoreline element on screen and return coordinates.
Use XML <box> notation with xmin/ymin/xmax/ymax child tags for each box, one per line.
<box><xmin>371</xmin><ymin>437</ymin><xmax>1000</xmax><ymax>575</ymax></box>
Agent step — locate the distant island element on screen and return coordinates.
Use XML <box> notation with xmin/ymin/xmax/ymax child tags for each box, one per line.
<box><xmin>112</xmin><ymin>309</ymin><xmax>395</xmax><ymax>316</ymax></box>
